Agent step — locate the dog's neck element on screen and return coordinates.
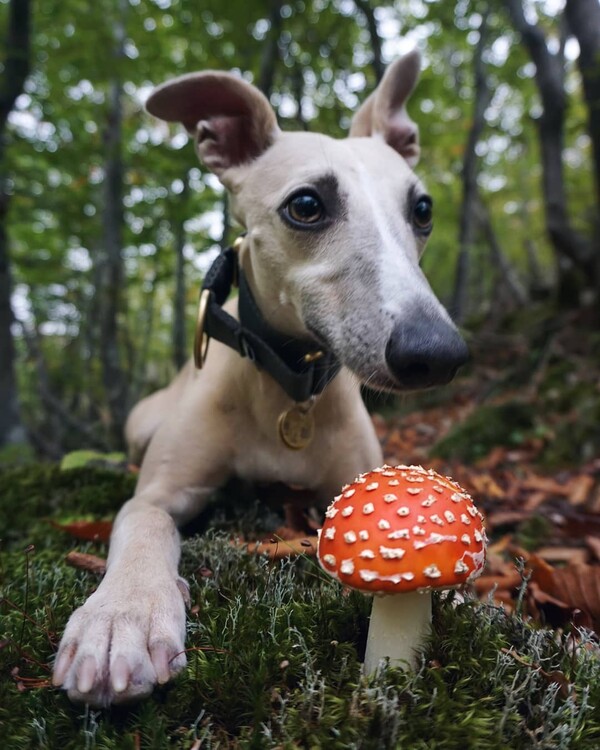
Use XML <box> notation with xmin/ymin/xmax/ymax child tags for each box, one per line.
<box><xmin>201</xmin><ymin>243</ymin><xmax>341</xmax><ymax>403</ymax></box>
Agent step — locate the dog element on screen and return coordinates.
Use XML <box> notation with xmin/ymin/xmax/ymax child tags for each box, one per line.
<box><xmin>52</xmin><ymin>49</ymin><xmax>468</xmax><ymax>706</ymax></box>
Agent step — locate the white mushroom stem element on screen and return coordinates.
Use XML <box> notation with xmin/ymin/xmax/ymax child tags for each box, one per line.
<box><xmin>363</xmin><ymin>591</ymin><xmax>432</xmax><ymax>674</ymax></box>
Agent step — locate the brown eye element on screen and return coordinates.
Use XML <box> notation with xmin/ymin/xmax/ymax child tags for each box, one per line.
<box><xmin>285</xmin><ymin>192</ymin><xmax>324</xmax><ymax>225</ymax></box>
<box><xmin>413</xmin><ymin>197</ymin><xmax>433</xmax><ymax>231</ymax></box>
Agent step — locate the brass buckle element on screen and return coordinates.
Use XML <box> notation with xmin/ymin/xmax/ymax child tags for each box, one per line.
<box><xmin>193</xmin><ymin>288</ymin><xmax>211</xmax><ymax>369</ymax></box>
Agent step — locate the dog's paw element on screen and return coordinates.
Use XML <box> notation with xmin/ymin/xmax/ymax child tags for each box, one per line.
<box><xmin>52</xmin><ymin>575</ymin><xmax>189</xmax><ymax>706</ymax></box>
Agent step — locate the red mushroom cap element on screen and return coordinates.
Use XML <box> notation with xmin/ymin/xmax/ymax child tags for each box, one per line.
<box><xmin>317</xmin><ymin>465</ymin><xmax>487</xmax><ymax>593</ymax></box>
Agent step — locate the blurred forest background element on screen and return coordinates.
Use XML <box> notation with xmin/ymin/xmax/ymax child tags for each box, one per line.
<box><xmin>1</xmin><ymin>0</ymin><xmax>599</xmax><ymax>461</ymax></box>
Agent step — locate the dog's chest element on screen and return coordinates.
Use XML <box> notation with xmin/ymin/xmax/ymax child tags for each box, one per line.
<box><xmin>231</xmin><ymin>419</ymin><xmax>330</xmax><ymax>489</ymax></box>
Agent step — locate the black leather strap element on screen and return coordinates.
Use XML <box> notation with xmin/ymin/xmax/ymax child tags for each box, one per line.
<box><xmin>201</xmin><ymin>246</ymin><xmax>341</xmax><ymax>403</ymax></box>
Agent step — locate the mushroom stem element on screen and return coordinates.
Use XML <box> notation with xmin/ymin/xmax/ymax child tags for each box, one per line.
<box><xmin>363</xmin><ymin>591</ymin><xmax>432</xmax><ymax>674</ymax></box>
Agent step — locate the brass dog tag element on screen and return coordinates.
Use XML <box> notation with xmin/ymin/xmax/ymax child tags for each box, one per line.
<box><xmin>278</xmin><ymin>404</ymin><xmax>315</xmax><ymax>450</ymax></box>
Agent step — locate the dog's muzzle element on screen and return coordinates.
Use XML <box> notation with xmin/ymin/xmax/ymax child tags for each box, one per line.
<box><xmin>385</xmin><ymin>315</ymin><xmax>469</xmax><ymax>390</ymax></box>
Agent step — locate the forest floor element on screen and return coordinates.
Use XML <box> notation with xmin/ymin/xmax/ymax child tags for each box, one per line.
<box><xmin>1</xmin><ymin>306</ymin><xmax>600</xmax><ymax>748</ymax></box>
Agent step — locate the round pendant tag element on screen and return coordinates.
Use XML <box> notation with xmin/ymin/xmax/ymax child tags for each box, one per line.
<box><xmin>278</xmin><ymin>405</ymin><xmax>315</xmax><ymax>450</ymax></box>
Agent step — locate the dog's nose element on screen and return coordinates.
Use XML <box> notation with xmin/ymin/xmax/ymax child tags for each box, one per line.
<box><xmin>385</xmin><ymin>316</ymin><xmax>469</xmax><ymax>389</ymax></box>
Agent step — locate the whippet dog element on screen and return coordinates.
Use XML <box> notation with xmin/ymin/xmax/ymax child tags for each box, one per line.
<box><xmin>53</xmin><ymin>49</ymin><xmax>468</xmax><ymax>706</ymax></box>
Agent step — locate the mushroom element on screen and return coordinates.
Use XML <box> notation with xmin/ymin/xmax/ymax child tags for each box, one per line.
<box><xmin>317</xmin><ymin>464</ymin><xmax>487</xmax><ymax>673</ymax></box>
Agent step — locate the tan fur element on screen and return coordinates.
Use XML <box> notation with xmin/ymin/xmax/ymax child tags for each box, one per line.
<box><xmin>53</xmin><ymin>50</ymin><xmax>466</xmax><ymax>706</ymax></box>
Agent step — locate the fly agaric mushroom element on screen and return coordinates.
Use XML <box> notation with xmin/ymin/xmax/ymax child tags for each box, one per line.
<box><xmin>317</xmin><ymin>465</ymin><xmax>487</xmax><ymax>673</ymax></box>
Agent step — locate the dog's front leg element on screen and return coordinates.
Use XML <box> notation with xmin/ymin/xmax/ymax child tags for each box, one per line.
<box><xmin>52</xmin><ymin>484</ymin><xmax>211</xmax><ymax>706</ymax></box>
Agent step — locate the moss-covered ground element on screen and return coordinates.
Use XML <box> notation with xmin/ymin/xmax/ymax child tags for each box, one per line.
<box><xmin>1</xmin><ymin>464</ymin><xmax>599</xmax><ymax>749</ymax></box>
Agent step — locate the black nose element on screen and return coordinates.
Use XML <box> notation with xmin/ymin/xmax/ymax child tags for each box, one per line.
<box><xmin>385</xmin><ymin>316</ymin><xmax>469</xmax><ymax>389</ymax></box>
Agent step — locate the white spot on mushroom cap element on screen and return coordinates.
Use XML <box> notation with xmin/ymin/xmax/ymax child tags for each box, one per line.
<box><xmin>388</xmin><ymin>529</ymin><xmax>410</xmax><ymax>540</ymax></box>
<box><xmin>461</xmin><ymin>533</ymin><xmax>471</xmax><ymax>545</ymax></box>
<box><xmin>461</xmin><ymin>514</ymin><xmax>471</xmax><ymax>525</ymax></box>
<box><xmin>324</xmin><ymin>527</ymin><xmax>336</xmax><ymax>540</ymax></box>
<box><xmin>421</xmin><ymin>495</ymin><xmax>437</xmax><ymax>507</ymax></box>
<box><xmin>340</xmin><ymin>559</ymin><xmax>355</xmax><ymax>575</ymax></box>
<box><xmin>467</xmin><ymin>505</ymin><xmax>478</xmax><ymax>517</ymax></box>
<box><xmin>423</xmin><ymin>564</ymin><xmax>442</xmax><ymax>579</ymax></box>
<box><xmin>344</xmin><ymin>489</ymin><xmax>356</xmax><ymax>499</ymax></box>
<box><xmin>344</xmin><ymin>531</ymin><xmax>357</xmax><ymax>544</ymax></box>
<box><xmin>382</xmin><ymin>470</ymin><xmax>396</xmax><ymax>477</ymax></box>
<box><xmin>397</xmin><ymin>506</ymin><xmax>410</xmax><ymax>517</ymax></box>
<box><xmin>474</xmin><ymin>529</ymin><xmax>483</xmax><ymax>543</ymax></box>
<box><xmin>379</xmin><ymin>545</ymin><xmax>406</xmax><ymax>559</ymax></box>
<box><xmin>412</xmin><ymin>526</ymin><xmax>426</xmax><ymax>536</ymax></box>
<box><xmin>383</xmin><ymin>493</ymin><xmax>398</xmax><ymax>503</ymax></box>
<box><xmin>325</xmin><ymin>506</ymin><xmax>339</xmax><ymax>519</ymax></box>
<box><xmin>444</xmin><ymin>510</ymin><xmax>456</xmax><ymax>523</ymax></box>
<box><xmin>454</xmin><ymin>560</ymin><xmax>469</xmax><ymax>574</ymax></box>
<box><xmin>433</xmin><ymin>486</ymin><xmax>444</xmax><ymax>493</ymax></box>
<box><xmin>363</xmin><ymin>502</ymin><xmax>375</xmax><ymax>514</ymax></box>
<box><xmin>355</xmin><ymin>476</ymin><xmax>367</xmax><ymax>484</ymax></box>
<box><xmin>359</xmin><ymin>569</ymin><xmax>379</xmax><ymax>582</ymax></box>
<box><xmin>360</xmin><ymin>549</ymin><xmax>375</xmax><ymax>559</ymax></box>
<box><xmin>341</xmin><ymin>506</ymin><xmax>354</xmax><ymax>517</ymax></box>
<box><xmin>366</xmin><ymin>482</ymin><xmax>379</xmax><ymax>491</ymax></box>
<box><xmin>430</xmin><ymin>514</ymin><xmax>444</xmax><ymax>526</ymax></box>
<box><xmin>388</xmin><ymin>479</ymin><xmax>400</xmax><ymax>486</ymax></box>
<box><xmin>406</xmin><ymin>475</ymin><xmax>425</xmax><ymax>482</ymax></box>
<box><xmin>359</xmin><ymin>530</ymin><xmax>369</xmax><ymax>541</ymax></box>
<box><xmin>407</xmin><ymin>487</ymin><xmax>423</xmax><ymax>495</ymax></box>
<box><xmin>378</xmin><ymin>519</ymin><xmax>391</xmax><ymax>530</ymax></box>
<box><xmin>322</xmin><ymin>554</ymin><xmax>336</xmax><ymax>566</ymax></box>
<box><xmin>451</xmin><ymin>492</ymin><xmax>463</xmax><ymax>503</ymax></box>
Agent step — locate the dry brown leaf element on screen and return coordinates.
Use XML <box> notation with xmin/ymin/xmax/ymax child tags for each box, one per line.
<box><xmin>521</xmin><ymin>476</ymin><xmax>570</xmax><ymax>497</ymax></box>
<box><xmin>238</xmin><ymin>535</ymin><xmax>318</xmax><ymax>560</ymax></box>
<box><xmin>535</xmin><ymin>547</ymin><xmax>589</xmax><ymax>565</ymax></box>
<box><xmin>65</xmin><ymin>550</ymin><xmax>107</xmax><ymax>575</ymax></box>
<box><xmin>50</xmin><ymin>519</ymin><xmax>113</xmax><ymax>543</ymax></box>
<box><xmin>585</xmin><ymin>536</ymin><xmax>600</xmax><ymax>562</ymax></box>
<box><xmin>547</xmin><ymin>564</ymin><xmax>600</xmax><ymax>631</ymax></box>
<box><xmin>568</xmin><ymin>475</ymin><xmax>595</xmax><ymax>506</ymax></box>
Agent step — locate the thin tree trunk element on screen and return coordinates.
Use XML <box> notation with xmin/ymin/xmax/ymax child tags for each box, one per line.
<box><xmin>354</xmin><ymin>0</ymin><xmax>385</xmax><ymax>83</ymax></box>
<box><xmin>0</xmin><ymin>0</ymin><xmax>31</xmax><ymax>449</ymax></box>
<box><xmin>257</xmin><ymin>0</ymin><xmax>283</xmax><ymax>96</ymax></box>
<box><xmin>479</xmin><ymin>203</ymin><xmax>528</xmax><ymax>307</ymax></box>
<box><xmin>97</xmin><ymin>1</ymin><xmax>129</xmax><ymax>447</ymax></box>
<box><xmin>565</xmin><ymin>0</ymin><xmax>600</xmax><ymax>231</ymax></box>
<box><xmin>506</xmin><ymin>0</ymin><xmax>594</xmax><ymax>274</ymax></box>
<box><xmin>450</xmin><ymin>11</ymin><xmax>491</xmax><ymax>323</ymax></box>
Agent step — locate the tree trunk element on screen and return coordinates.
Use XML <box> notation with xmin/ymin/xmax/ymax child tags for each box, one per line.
<box><xmin>354</xmin><ymin>0</ymin><xmax>385</xmax><ymax>83</ymax></box>
<box><xmin>0</xmin><ymin>0</ymin><xmax>31</xmax><ymax>450</ymax></box>
<box><xmin>506</xmin><ymin>0</ymin><xmax>594</xmax><ymax>276</ymax></box>
<box><xmin>450</xmin><ymin>11</ymin><xmax>491</xmax><ymax>323</ymax></box>
<box><xmin>565</xmin><ymin>0</ymin><xmax>600</xmax><ymax>228</ymax></box>
<box><xmin>97</xmin><ymin>2</ymin><xmax>129</xmax><ymax>447</ymax></box>
<box><xmin>257</xmin><ymin>0</ymin><xmax>284</xmax><ymax>96</ymax></box>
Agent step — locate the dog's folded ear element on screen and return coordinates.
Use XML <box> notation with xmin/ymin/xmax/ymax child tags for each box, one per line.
<box><xmin>145</xmin><ymin>72</ymin><xmax>280</xmax><ymax>175</ymax></box>
<box><xmin>349</xmin><ymin>49</ymin><xmax>421</xmax><ymax>167</ymax></box>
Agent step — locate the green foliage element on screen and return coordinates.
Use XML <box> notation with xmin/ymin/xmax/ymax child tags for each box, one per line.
<box><xmin>4</xmin><ymin>0</ymin><xmax>596</xmax><ymax>453</ymax></box>
<box><xmin>1</xmin><ymin>465</ymin><xmax>599</xmax><ymax>748</ymax></box>
<box><xmin>431</xmin><ymin>401</ymin><xmax>535</xmax><ymax>462</ymax></box>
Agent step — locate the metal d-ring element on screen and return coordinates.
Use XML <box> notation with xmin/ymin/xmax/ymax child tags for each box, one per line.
<box><xmin>193</xmin><ymin>288</ymin><xmax>211</xmax><ymax>369</ymax></box>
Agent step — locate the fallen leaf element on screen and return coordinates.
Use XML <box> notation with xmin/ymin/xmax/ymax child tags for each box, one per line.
<box><xmin>568</xmin><ymin>475</ymin><xmax>595</xmax><ymax>506</ymax></box>
<box><xmin>50</xmin><ymin>519</ymin><xmax>113</xmax><ymax>543</ymax></box>
<box><xmin>237</xmin><ymin>535</ymin><xmax>318</xmax><ymax>560</ymax></box>
<box><xmin>65</xmin><ymin>551</ymin><xmax>107</xmax><ymax>575</ymax></box>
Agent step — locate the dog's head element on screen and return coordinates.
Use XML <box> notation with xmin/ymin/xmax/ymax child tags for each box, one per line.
<box><xmin>146</xmin><ymin>52</ymin><xmax>468</xmax><ymax>392</ymax></box>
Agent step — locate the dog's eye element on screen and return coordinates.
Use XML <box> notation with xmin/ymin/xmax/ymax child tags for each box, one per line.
<box><xmin>413</xmin><ymin>197</ymin><xmax>433</xmax><ymax>231</ymax></box>
<box><xmin>285</xmin><ymin>192</ymin><xmax>324</xmax><ymax>225</ymax></box>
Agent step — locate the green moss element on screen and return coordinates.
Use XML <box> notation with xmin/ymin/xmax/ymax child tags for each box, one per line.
<box><xmin>1</xmin><ymin>466</ymin><xmax>599</xmax><ymax>748</ymax></box>
<box><xmin>431</xmin><ymin>401</ymin><xmax>535</xmax><ymax>462</ymax></box>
